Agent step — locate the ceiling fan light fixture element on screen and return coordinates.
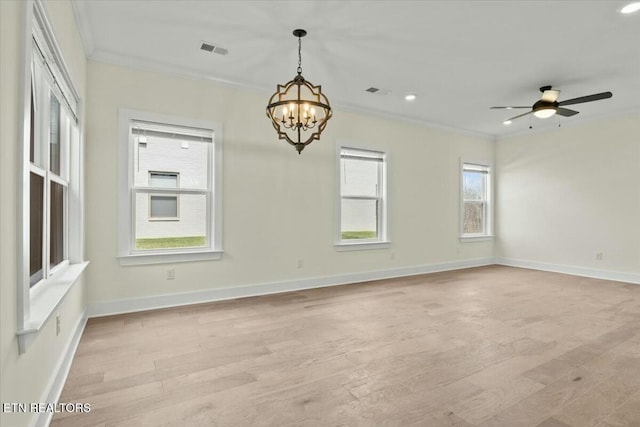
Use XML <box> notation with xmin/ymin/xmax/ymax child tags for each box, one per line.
<box><xmin>532</xmin><ymin>98</ymin><xmax>558</xmax><ymax>119</ymax></box>
<box><xmin>621</xmin><ymin>2</ymin><xmax>640</xmax><ymax>14</ymax></box>
<box><xmin>533</xmin><ymin>107</ymin><xmax>557</xmax><ymax>119</ymax></box>
<box><xmin>494</xmin><ymin>86</ymin><xmax>612</xmax><ymax>124</ymax></box>
<box><xmin>405</xmin><ymin>94</ymin><xmax>417</xmax><ymax>101</ymax></box>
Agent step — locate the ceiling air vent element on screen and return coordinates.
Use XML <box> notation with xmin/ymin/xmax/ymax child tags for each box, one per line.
<box><xmin>365</xmin><ymin>87</ymin><xmax>391</xmax><ymax>96</ymax></box>
<box><xmin>200</xmin><ymin>42</ymin><xmax>228</xmax><ymax>55</ymax></box>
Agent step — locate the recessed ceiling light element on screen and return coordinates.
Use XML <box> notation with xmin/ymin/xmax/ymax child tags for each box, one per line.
<box><xmin>621</xmin><ymin>2</ymin><xmax>640</xmax><ymax>13</ymax></box>
<box><xmin>405</xmin><ymin>94</ymin><xmax>416</xmax><ymax>101</ymax></box>
<box><xmin>503</xmin><ymin>120</ymin><xmax>512</xmax><ymax>125</ymax></box>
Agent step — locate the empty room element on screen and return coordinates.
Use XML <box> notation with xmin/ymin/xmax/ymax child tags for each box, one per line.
<box><xmin>1</xmin><ymin>1</ymin><xmax>640</xmax><ymax>426</ymax></box>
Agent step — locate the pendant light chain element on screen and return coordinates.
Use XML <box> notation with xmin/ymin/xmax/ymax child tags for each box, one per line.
<box><xmin>297</xmin><ymin>35</ymin><xmax>302</xmax><ymax>75</ymax></box>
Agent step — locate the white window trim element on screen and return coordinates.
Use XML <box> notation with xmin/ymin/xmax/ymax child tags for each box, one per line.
<box><xmin>17</xmin><ymin>0</ymin><xmax>87</xmax><ymax>354</ymax></box>
<box><xmin>117</xmin><ymin>109</ymin><xmax>223</xmax><ymax>265</ymax></box>
<box><xmin>334</xmin><ymin>141</ymin><xmax>390</xmax><ymax>251</ymax></box>
<box><xmin>460</xmin><ymin>159</ymin><xmax>494</xmax><ymax>242</ymax></box>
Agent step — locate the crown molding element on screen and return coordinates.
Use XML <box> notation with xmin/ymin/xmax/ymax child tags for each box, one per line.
<box><xmin>70</xmin><ymin>0</ymin><xmax>94</xmax><ymax>56</ymax></box>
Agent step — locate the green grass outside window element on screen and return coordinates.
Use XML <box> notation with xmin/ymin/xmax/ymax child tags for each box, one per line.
<box><xmin>136</xmin><ymin>236</ymin><xmax>206</xmax><ymax>249</ymax></box>
<box><xmin>341</xmin><ymin>231</ymin><xmax>377</xmax><ymax>240</ymax></box>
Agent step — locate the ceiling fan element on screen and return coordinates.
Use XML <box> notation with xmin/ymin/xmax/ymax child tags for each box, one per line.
<box><xmin>491</xmin><ymin>86</ymin><xmax>613</xmax><ymax>123</ymax></box>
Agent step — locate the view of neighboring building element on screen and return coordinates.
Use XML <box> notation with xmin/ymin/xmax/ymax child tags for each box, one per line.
<box><xmin>132</xmin><ymin>122</ymin><xmax>211</xmax><ymax>249</ymax></box>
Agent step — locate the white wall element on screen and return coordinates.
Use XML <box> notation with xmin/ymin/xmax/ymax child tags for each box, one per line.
<box><xmin>496</xmin><ymin>113</ymin><xmax>640</xmax><ymax>278</ymax></box>
<box><xmin>85</xmin><ymin>60</ymin><xmax>495</xmax><ymax>306</ymax></box>
<box><xmin>0</xmin><ymin>2</ymin><xmax>87</xmax><ymax>427</ymax></box>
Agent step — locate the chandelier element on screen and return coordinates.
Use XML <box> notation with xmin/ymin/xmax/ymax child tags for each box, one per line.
<box><xmin>266</xmin><ymin>29</ymin><xmax>332</xmax><ymax>154</ymax></box>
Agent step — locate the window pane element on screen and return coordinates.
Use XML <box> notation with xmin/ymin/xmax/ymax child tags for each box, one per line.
<box><xmin>341</xmin><ymin>198</ymin><xmax>378</xmax><ymax>239</ymax></box>
<box><xmin>135</xmin><ymin>135</ymin><xmax>208</xmax><ymax>190</ymax></box>
<box><xmin>464</xmin><ymin>201</ymin><xmax>485</xmax><ymax>234</ymax></box>
<box><xmin>50</xmin><ymin>181</ymin><xmax>65</xmax><ymax>268</ymax></box>
<box><xmin>135</xmin><ymin>193</ymin><xmax>207</xmax><ymax>249</ymax></box>
<box><xmin>49</xmin><ymin>95</ymin><xmax>61</xmax><ymax>175</ymax></box>
<box><xmin>463</xmin><ymin>171</ymin><xmax>485</xmax><ymax>201</ymax></box>
<box><xmin>341</xmin><ymin>157</ymin><xmax>379</xmax><ymax>197</ymax></box>
<box><xmin>30</xmin><ymin>173</ymin><xmax>44</xmax><ymax>286</ymax></box>
<box><xmin>150</xmin><ymin>195</ymin><xmax>178</xmax><ymax>218</ymax></box>
<box><xmin>149</xmin><ymin>172</ymin><xmax>178</xmax><ymax>188</ymax></box>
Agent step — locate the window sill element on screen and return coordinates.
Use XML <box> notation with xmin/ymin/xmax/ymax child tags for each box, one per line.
<box><xmin>459</xmin><ymin>235</ymin><xmax>494</xmax><ymax>243</ymax></box>
<box><xmin>17</xmin><ymin>261</ymin><xmax>89</xmax><ymax>354</ymax></box>
<box><xmin>118</xmin><ymin>249</ymin><xmax>223</xmax><ymax>266</ymax></box>
<box><xmin>334</xmin><ymin>241</ymin><xmax>391</xmax><ymax>251</ymax></box>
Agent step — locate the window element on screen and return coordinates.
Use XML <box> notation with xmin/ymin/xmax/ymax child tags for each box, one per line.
<box><xmin>17</xmin><ymin>1</ymin><xmax>87</xmax><ymax>353</ymax></box>
<box><xmin>149</xmin><ymin>171</ymin><xmax>178</xmax><ymax>188</ymax></box>
<box><xmin>149</xmin><ymin>172</ymin><xmax>179</xmax><ymax>220</ymax></box>
<box><xmin>461</xmin><ymin>162</ymin><xmax>493</xmax><ymax>239</ymax></box>
<box><xmin>28</xmin><ymin>20</ymin><xmax>77</xmax><ymax>287</ymax></box>
<box><xmin>336</xmin><ymin>146</ymin><xmax>388</xmax><ymax>248</ymax></box>
<box><xmin>150</xmin><ymin>195</ymin><xmax>179</xmax><ymax>219</ymax></box>
<box><xmin>119</xmin><ymin>111</ymin><xmax>223</xmax><ymax>264</ymax></box>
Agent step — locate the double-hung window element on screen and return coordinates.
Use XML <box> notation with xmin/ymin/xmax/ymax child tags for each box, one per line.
<box><xmin>29</xmin><ymin>20</ymin><xmax>78</xmax><ymax>287</ymax></box>
<box><xmin>18</xmin><ymin>0</ymin><xmax>86</xmax><ymax>353</ymax></box>
<box><xmin>118</xmin><ymin>111</ymin><xmax>223</xmax><ymax>264</ymax></box>
<box><xmin>460</xmin><ymin>162</ymin><xmax>493</xmax><ymax>239</ymax></box>
<box><xmin>336</xmin><ymin>146</ymin><xmax>388</xmax><ymax>248</ymax></box>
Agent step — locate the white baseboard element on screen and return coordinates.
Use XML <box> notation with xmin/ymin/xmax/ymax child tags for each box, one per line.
<box><xmin>87</xmin><ymin>257</ymin><xmax>495</xmax><ymax>318</ymax></box>
<box><xmin>32</xmin><ymin>310</ymin><xmax>87</xmax><ymax>427</ymax></box>
<box><xmin>496</xmin><ymin>257</ymin><xmax>640</xmax><ymax>285</ymax></box>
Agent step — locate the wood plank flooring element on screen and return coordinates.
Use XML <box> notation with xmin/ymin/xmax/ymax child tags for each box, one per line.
<box><xmin>52</xmin><ymin>266</ymin><xmax>640</xmax><ymax>426</ymax></box>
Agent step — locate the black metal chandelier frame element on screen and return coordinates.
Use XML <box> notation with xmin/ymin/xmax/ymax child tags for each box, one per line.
<box><xmin>266</xmin><ymin>29</ymin><xmax>332</xmax><ymax>154</ymax></box>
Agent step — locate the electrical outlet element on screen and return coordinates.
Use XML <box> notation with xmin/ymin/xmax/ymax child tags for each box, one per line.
<box><xmin>166</xmin><ymin>268</ymin><xmax>175</xmax><ymax>280</ymax></box>
<box><xmin>296</xmin><ymin>259</ymin><xmax>304</xmax><ymax>269</ymax></box>
<box><xmin>596</xmin><ymin>252</ymin><xmax>604</xmax><ymax>261</ymax></box>
<box><xmin>56</xmin><ymin>314</ymin><xmax>61</xmax><ymax>336</ymax></box>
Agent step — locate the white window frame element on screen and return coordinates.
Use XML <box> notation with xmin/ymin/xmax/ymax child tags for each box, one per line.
<box><xmin>460</xmin><ymin>160</ymin><xmax>493</xmax><ymax>241</ymax></box>
<box><xmin>335</xmin><ymin>143</ymin><xmax>390</xmax><ymax>251</ymax></box>
<box><xmin>17</xmin><ymin>0</ymin><xmax>88</xmax><ymax>354</ymax></box>
<box><xmin>117</xmin><ymin>109</ymin><xmax>223</xmax><ymax>265</ymax></box>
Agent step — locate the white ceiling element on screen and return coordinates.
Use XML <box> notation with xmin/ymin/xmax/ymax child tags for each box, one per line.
<box><xmin>72</xmin><ymin>0</ymin><xmax>640</xmax><ymax>138</ymax></box>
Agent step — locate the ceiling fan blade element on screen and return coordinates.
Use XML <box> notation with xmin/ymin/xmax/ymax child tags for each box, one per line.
<box><xmin>556</xmin><ymin>107</ymin><xmax>579</xmax><ymax>117</ymax></box>
<box><xmin>541</xmin><ymin>89</ymin><xmax>560</xmax><ymax>102</ymax></box>
<box><xmin>506</xmin><ymin>111</ymin><xmax>533</xmax><ymax>121</ymax></box>
<box><xmin>490</xmin><ymin>106</ymin><xmax>530</xmax><ymax>109</ymax></box>
<box><xmin>558</xmin><ymin>91</ymin><xmax>612</xmax><ymax>106</ymax></box>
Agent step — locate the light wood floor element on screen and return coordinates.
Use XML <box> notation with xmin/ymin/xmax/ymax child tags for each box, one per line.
<box><xmin>52</xmin><ymin>266</ymin><xmax>640</xmax><ymax>427</ymax></box>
